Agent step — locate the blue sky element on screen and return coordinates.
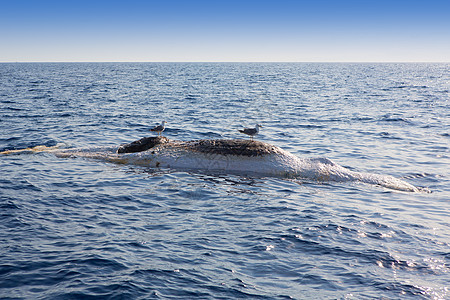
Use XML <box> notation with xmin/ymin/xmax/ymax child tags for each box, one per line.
<box><xmin>1</xmin><ymin>0</ymin><xmax>449</xmax><ymax>62</ymax></box>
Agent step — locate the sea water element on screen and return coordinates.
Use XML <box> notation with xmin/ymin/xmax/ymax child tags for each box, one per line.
<box><xmin>0</xmin><ymin>63</ymin><xmax>449</xmax><ymax>299</ymax></box>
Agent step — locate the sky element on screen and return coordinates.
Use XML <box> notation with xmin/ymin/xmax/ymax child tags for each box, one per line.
<box><xmin>0</xmin><ymin>0</ymin><xmax>449</xmax><ymax>62</ymax></box>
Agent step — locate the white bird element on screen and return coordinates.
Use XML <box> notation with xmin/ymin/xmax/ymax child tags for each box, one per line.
<box><xmin>238</xmin><ymin>124</ymin><xmax>262</xmax><ymax>141</ymax></box>
<box><xmin>150</xmin><ymin>121</ymin><xmax>167</xmax><ymax>136</ymax></box>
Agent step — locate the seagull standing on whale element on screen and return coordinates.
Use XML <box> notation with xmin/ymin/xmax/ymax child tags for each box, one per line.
<box><xmin>151</xmin><ymin>121</ymin><xmax>167</xmax><ymax>136</ymax></box>
<box><xmin>238</xmin><ymin>124</ymin><xmax>262</xmax><ymax>141</ymax></box>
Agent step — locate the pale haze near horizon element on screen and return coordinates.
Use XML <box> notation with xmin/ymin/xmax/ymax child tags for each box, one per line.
<box><xmin>0</xmin><ymin>0</ymin><xmax>449</xmax><ymax>63</ymax></box>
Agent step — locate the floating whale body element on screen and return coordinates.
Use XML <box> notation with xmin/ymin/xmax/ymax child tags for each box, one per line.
<box><xmin>2</xmin><ymin>136</ymin><xmax>419</xmax><ymax>192</ymax></box>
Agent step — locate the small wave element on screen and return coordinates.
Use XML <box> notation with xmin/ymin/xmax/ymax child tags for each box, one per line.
<box><xmin>297</xmin><ymin>124</ymin><xmax>325</xmax><ymax>129</ymax></box>
<box><xmin>377</xmin><ymin>132</ymin><xmax>403</xmax><ymax>140</ymax></box>
<box><xmin>352</xmin><ymin>116</ymin><xmax>374</xmax><ymax>122</ymax></box>
<box><xmin>0</xmin><ymin>200</ymin><xmax>20</xmax><ymax>211</ymax></box>
<box><xmin>384</xmin><ymin>85</ymin><xmax>428</xmax><ymax>90</ymax></box>
<box><xmin>403</xmin><ymin>172</ymin><xmax>434</xmax><ymax>179</ymax></box>
<box><xmin>55</xmin><ymin>112</ymin><xmax>72</xmax><ymax>117</ymax></box>
<box><xmin>2</xmin><ymin>106</ymin><xmax>24</xmax><ymax>111</ymax></box>
<box><xmin>184</xmin><ymin>94</ymin><xmax>199</xmax><ymax>100</ymax></box>
<box><xmin>380</xmin><ymin>115</ymin><xmax>411</xmax><ymax>123</ymax></box>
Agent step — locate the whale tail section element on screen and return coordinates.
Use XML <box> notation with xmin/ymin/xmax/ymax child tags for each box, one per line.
<box><xmin>295</xmin><ymin>157</ymin><xmax>420</xmax><ymax>192</ymax></box>
<box><xmin>0</xmin><ymin>143</ymin><xmax>65</xmax><ymax>155</ymax></box>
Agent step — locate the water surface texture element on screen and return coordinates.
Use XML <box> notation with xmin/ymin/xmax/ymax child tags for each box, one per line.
<box><xmin>0</xmin><ymin>63</ymin><xmax>449</xmax><ymax>299</ymax></box>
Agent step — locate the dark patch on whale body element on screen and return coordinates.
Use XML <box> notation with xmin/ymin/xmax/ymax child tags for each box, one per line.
<box><xmin>185</xmin><ymin>139</ymin><xmax>279</xmax><ymax>157</ymax></box>
<box><xmin>117</xmin><ymin>137</ymin><xmax>280</xmax><ymax>157</ymax></box>
<box><xmin>117</xmin><ymin>136</ymin><xmax>169</xmax><ymax>153</ymax></box>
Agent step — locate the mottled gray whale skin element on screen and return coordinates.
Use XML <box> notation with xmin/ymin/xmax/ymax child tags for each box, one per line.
<box><xmin>117</xmin><ymin>136</ymin><xmax>280</xmax><ymax>157</ymax></box>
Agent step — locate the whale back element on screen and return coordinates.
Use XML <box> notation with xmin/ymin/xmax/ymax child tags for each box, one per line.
<box><xmin>185</xmin><ymin>139</ymin><xmax>281</xmax><ymax>157</ymax></box>
<box><xmin>118</xmin><ymin>137</ymin><xmax>282</xmax><ymax>157</ymax></box>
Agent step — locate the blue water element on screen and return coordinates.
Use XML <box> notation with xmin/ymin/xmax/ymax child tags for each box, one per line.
<box><xmin>0</xmin><ymin>63</ymin><xmax>449</xmax><ymax>299</ymax></box>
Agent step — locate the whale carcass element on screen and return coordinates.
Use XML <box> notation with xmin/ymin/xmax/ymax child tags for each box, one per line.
<box><xmin>48</xmin><ymin>136</ymin><xmax>419</xmax><ymax>192</ymax></box>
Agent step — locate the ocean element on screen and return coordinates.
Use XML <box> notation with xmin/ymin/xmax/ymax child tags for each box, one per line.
<box><xmin>0</xmin><ymin>63</ymin><xmax>449</xmax><ymax>299</ymax></box>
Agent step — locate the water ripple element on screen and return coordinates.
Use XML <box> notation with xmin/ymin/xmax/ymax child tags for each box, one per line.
<box><xmin>0</xmin><ymin>63</ymin><xmax>449</xmax><ymax>299</ymax></box>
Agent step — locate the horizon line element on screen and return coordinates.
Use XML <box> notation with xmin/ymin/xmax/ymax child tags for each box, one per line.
<box><xmin>1</xmin><ymin>61</ymin><xmax>449</xmax><ymax>64</ymax></box>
